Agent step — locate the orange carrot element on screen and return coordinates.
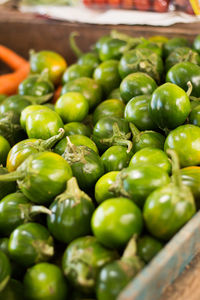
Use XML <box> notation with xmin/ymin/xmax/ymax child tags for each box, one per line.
<box><xmin>52</xmin><ymin>85</ymin><xmax>62</xmax><ymax>103</ymax></box>
<box><xmin>0</xmin><ymin>45</ymin><xmax>28</xmax><ymax>71</ymax></box>
<box><xmin>0</xmin><ymin>63</ymin><xmax>30</xmax><ymax>95</ymax></box>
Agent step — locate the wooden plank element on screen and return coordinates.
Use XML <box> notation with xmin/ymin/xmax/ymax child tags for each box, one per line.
<box><xmin>160</xmin><ymin>253</ymin><xmax>200</xmax><ymax>300</ymax></box>
<box><xmin>118</xmin><ymin>210</ymin><xmax>200</xmax><ymax>300</ymax></box>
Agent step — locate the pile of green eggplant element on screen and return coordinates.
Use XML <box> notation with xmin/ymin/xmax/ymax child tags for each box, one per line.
<box><xmin>1</xmin><ymin>31</ymin><xmax>200</xmax><ymax>300</ymax></box>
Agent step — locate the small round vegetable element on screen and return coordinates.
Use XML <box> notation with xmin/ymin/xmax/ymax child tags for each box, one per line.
<box><xmin>62</xmin><ymin>236</ymin><xmax>117</xmax><ymax>294</ymax></box>
<box><xmin>0</xmin><ymin>250</ymin><xmax>11</xmax><ymax>292</ymax></box>
<box><xmin>98</xmin><ymin>38</ymin><xmax>128</xmax><ymax>61</ymax></box>
<box><xmin>77</xmin><ymin>52</ymin><xmax>100</xmax><ymax>70</ymax></box>
<box><xmin>24</xmin><ymin>263</ymin><xmax>68</xmax><ymax>300</ymax></box>
<box><xmin>136</xmin><ymin>41</ymin><xmax>162</xmax><ymax>56</ymax></box>
<box><xmin>143</xmin><ymin>150</ymin><xmax>196</xmax><ymax>241</ymax></box>
<box><xmin>20</xmin><ymin>104</ymin><xmax>51</xmax><ymax>130</ymax></box>
<box><xmin>124</xmin><ymin>95</ymin><xmax>158</xmax><ymax>131</ymax></box>
<box><xmin>166</xmin><ymin>62</ymin><xmax>200</xmax><ymax>97</ymax></box>
<box><xmin>137</xmin><ymin>235</ymin><xmax>163</xmax><ymax>263</ymax></box>
<box><xmin>18</xmin><ymin>73</ymin><xmax>54</xmax><ymax>97</ymax></box>
<box><xmin>120</xmin><ymin>72</ymin><xmax>157</xmax><ymax>103</ymax></box>
<box><xmin>61</xmin><ymin>77</ymin><xmax>103</xmax><ymax>110</ymax></box>
<box><xmin>111</xmin><ymin>164</ymin><xmax>170</xmax><ymax>208</ymax></box>
<box><xmin>0</xmin><ymin>95</ymin><xmax>31</xmax><ymax>117</ymax></box>
<box><xmin>62</xmin><ymin>63</ymin><xmax>93</xmax><ymax>84</ymax></box>
<box><xmin>6</xmin><ymin>129</ymin><xmax>64</xmax><ymax>172</ymax></box>
<box><xmin>119</xmin><ymin>48</ymin><xmax>164</xmax><ymax>82</ymax></box>
<box><xmin>26</xmin><ymin>109</ymin><xmax>64</xmax><ymax>140</ymax></box>
<box><xmin>0</xmin><ymin>152</ymin><xmax>72</xmax><ymax>205</ymax></box>
<box><xmin>55</xmin><ymin>92</ymin><xmax>89</xmax><ymax>123</ymax></box>
<box><xmin>163</xmin><ymin>37</ymin><xmax>189</xmax><ymax>58</ymax></box>
<box><xmin>95</xmin><ymin>171</ymin><xmax>119</xmax><ymax>204</ymax></box>
<box><xmin>129</xmin><ymin>147</ymin><xmax>171</xmax><ymax>174</ymax></box>
<box><xmin>62</xmin><ymin>143</ymin><xmax>104</xmax><ymax>191</ymax></box>
<box><xmin>30</xmin><ymin>50</ymin><xmax>67</xmax><ymax>84</ymax></box>
<box><xmin>91</xmin><ymin>197</ymin><xmax>143</xmax><ymax>249</ymax></box>
<box><xmin>93</xmin><ymin>60</ymin><xmax>121</xmax><ymax>95</ymax></box>
<box><xmin>47</xmin><ymin>177</ymin><xmax>95</xmax><ymax>243</ymax></box>
<box><xmin>92</xmin><ymin>116</ymin><xmax>132</xmax><ymax>153</ymax></box>
<box><xmin>164</xmin><ymin>124</ymin><xmax>200</xmax><ymax>167</ymax></box>
<box><xmin>0</xmin><ymin>192</ymin><xmax>51</xmax><ymax>236</ymax></box>
<box><xmin>165</xmin><ymin>47</ymin><xmax>200</xmax><ymax>72</ymax></box>
<box><xmin>93</xmin><ymin>99</ymin><xmax>125</xmax><ymax>125</ymax></box>
<box><xmin>101</xmin><ymin>145</ymin><xmax>133</xmax><ymax>172</ymax></box>
<box><xmin>149</xmin><ymin>82</ymin><xmax>190</xmax><ymax>130</ymax></box>
<box><xmin>0</xmin><ymin>279</ymin><xmax>24</xmax><ymax>300</ymax></box>
<box><xmin>97</xmin><ymin>237</ymin><xmax>144</xmax><ymax>300</ymax></box>
<box><xmin>64</xmin><ymin>122</ymin><xmax>91</xmax><ymax>137</ymax></box>
<box><xmin>8</xmin><ymin>222</ymin><xmax>54</xmax><ymax>267</ymax></box>
<box><xmin>108</xmin><ymin>88</ymin><xmax>123</xmax><ymax>101</ymax></box>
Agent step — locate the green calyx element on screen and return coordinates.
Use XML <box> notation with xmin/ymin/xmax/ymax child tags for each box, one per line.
<box><xmin>127</xmin><ymin>49</ymin><xmax>161</xmax><ymax>82</ymax></box>
<box><xmin>100</xmin><ymin>122</ymin><xmax>132</xmax><ymax>153</ymax></box>
<box><xmin>109</xmin><ymin>170</ymin><xmax>129</xmax><ymax>198</ymax></box>
<box><xmin>55</xmin><ymin>177</ymin><xmax>92</xmax><ymax>204</ymax></box>
<box><xmin>32</xmin><ymin>238</ymin><xmax>54</xmax><ymax>263</ymax></box>
<box><xmin>120</xmin><ymin>236</ymin><xmax>144</xmax><ymax>276</ymax></box>
<box><xmin>62</xmin><ymin>137</ymin><xmax>89</xmax><ymax>165</ymax></box>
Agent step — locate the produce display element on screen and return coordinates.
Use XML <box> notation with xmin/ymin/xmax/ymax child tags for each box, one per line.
<box><xmin>0</xmin><ymin>31</ymin><xmax>200</xmax><ymax>300</ymax></box>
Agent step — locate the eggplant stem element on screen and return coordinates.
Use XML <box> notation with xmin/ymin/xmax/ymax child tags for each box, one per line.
<box><xmin>166</xmin><ymin>149</ymin><xmax>182</xmax><ymax>188</ymax></box>
<box><xmin>122</xmin><ymin>235</ymin><xmax>138</xmax><ymax>259</ymax></box>
<box><xmin>40</xmin><ymin>128</ymin><xmax>65</xmax><ymax>149</ymax></box>
<box><xmin>69</xmin><ymin>32</ymin><xmax>83</xmax><ymax>58</ymax></box>
<box><xmin>129</xmin><ymin>122</ymin><xmax>140</xmax><ymax>137</ymax></box>
<box><xmin>186</xmin><ymin>81</ymin><xmax>193</xmax><ymax>97</ymax></box>
<box><xmin>30</xmin><ymin>205</ymin><xmax>52</xmax><ymax>217</ymax></box>
<box><xmin>0</xmin><ymin>170</ymin><xmax>25</xmax><ymax>182</ymax></box>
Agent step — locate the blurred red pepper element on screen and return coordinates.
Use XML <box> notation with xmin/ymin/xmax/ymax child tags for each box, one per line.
<box><xmin>153</xmin><ymin>0</ymin><xmax>169</xmax><ymax>12</ymax></box>
<box><xmin>134</xmin><ymin>0</ymin><xmax>150</xmax><ymax>11</ymax></box>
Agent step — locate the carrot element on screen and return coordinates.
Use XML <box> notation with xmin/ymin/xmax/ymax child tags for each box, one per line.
<box><xmin>0</xmin><ymin>63</ymin><xmax>30</xmax><ymax>95</ymax></box>
<box><xmin>52</xmin><ymin>85</ymin><xmax>62</xmax><ymax>103</ymax></box>
<box><xmin>0</xmin><ymin>45</ymin><xmax>28</xmax><ymax>71</ymax></box>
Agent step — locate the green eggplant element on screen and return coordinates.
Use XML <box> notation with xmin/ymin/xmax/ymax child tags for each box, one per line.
<box><xmin>6</xmin><ymin>128</ymin><xmax>65</xmax><ymax>172</ymax></box>
<box><xmin>0</xmin><ymin>151</ymin><xmax>72</xmax><ymax>205</ymax></box>
<box><xmin>62</xmin><ymin>140</ymin><xmax>104</xmax><ymax>191</ymax></box>
<box><xmin>8</xmin><ymin>222</ymin><xmax>54</xmax><ymax>267</ymax></box>
<box><xmin>24</xmin><ymin>263</ymin><xmax>68</xmax><ymax>300</ymax></box>
<box><xmin>47</xmin><ymin>177</ymin><xmax>95</xmax><ymax>243</ymax></box>
<box><xmin>143</xmin><ymin>150</ymin><xmax>196</xmax><ymax>241</ymax></box>
<box><xmin>0</xmin><ymin>192</ymin><xmax>51</xmax><ymax>236</ymax></box>
<box><xmin>62</xmin><ymin>236</ymin><xmax>118</xmax><ymax>294</ymax></box>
